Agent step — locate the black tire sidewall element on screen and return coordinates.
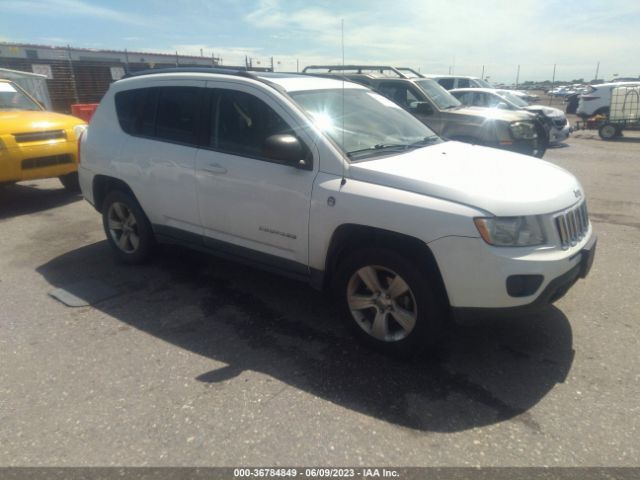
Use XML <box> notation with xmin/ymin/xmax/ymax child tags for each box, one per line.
<box><xmin>333</xmin><ymin>247</ymin><xmax>446</xmax><ymax>356</ymax></box>
<box><xmin>102</xmin><ymin>190</ymin><xmax>154</xmax><ymax>264</ymax></box>
<box><xmin>599</xmin><ymin>123</ymin><xmax>617</xmax><ymax>140</ymax></box>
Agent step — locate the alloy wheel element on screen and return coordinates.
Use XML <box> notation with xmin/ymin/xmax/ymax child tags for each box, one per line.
<box><xmin>346</xmin><ymin>265</ymin><xmax>418</xmax><ymax>342</ymax></box>
<box><xmin>107</xmin><ymin>202</ymin><xmax>140</xmax><ymax>254</ymax></box>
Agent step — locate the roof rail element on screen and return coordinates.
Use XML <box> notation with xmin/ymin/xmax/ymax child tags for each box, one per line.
<box><xmin>302</xmin><ymin>65</ymin><xmax>408</xmax><ymax>79</ymax></box>
<box><xmin>396</xmin><ymin>67</ymin><xmax>424</xmax><ymax>78</ymax></box>
<box><xmin>120</xmin><ymin>66</ymin><xmax>289</xmax><ymax>95</ymax></box>
<box><xmin>122</xmin><ymin>66</ymin><xmax>260</xmax><ymax>80</ymax></box>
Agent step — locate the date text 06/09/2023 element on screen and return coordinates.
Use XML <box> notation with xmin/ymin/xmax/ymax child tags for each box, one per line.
<box><xmin>233</xmin><ymin>468</ymin><xmax>400</xmax><ymax>478</ymax></box>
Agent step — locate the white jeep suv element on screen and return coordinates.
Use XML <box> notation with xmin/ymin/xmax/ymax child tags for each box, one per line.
<box><xmin>79</xmin><ymin>68</ymin><xmax>596</xmax><ymax>355</ymax></box>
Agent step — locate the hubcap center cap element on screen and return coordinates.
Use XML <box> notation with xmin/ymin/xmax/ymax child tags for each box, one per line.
<box><xmin>376</xmin><ymin>294</ymin><xmax>393</xmax><ymax>309</ymax></box>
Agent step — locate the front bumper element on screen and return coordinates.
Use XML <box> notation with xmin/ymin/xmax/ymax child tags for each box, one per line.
<box><xmin>428</xmin><ymin>231</ymin><xmax>596</xmax><ymax>311</ymax></box>
<box><xmin>0</xmin><ymin>139</ymin><xmax>77</xmax><ymax>183</ymax></box>
<box><xmin>549</xmin><ymin>122</ymin><xmax>571</xmax><ymax>145</ymax></box>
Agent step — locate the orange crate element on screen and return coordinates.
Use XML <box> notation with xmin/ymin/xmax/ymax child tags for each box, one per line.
<box><xmin>71</xmin><ymin>103</ymin><xmax>99</xmax><ymax>123</ymax></box>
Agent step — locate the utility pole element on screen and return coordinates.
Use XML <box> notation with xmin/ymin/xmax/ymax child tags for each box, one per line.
<box><xmin>550</xmin><ymin>63</ymin><xmax>556</xmax><ymax>106</ymax></box>
<box><xmin>481</xmin><ymin>65</ymin><xmax>485</xmax><ymax>80</ymax></box>
<box><xmin>124</xmin><ymin>48</ymin><xmax>130</xmax><ymax>74</ymax></box>
<box><xmin>66</xmin><ymin>45</ymin><xmax>79</xmax><ymax>104</ymax></box>
<box><xmin>270</xmin><ymin>56</ymin><xmax>274</xmax><ymax>71</ymax></box>
<box><xmin>296</xmin><ymin>58</ymin><xmax>299</xmax><ymax>73</ymax></box>
<box><xmin>175</xmin><ymin>50</ymin><xmax>179</xmax><ymax>67</ymax></box>
<box><xmin>594</xmin><ymin>61</ymin><xmax>600</xmax><ymax>81</ymax></box>
<box><xmin>515</xmin><ymin>64</ymin><xmax>520</xmax><ymax>88</ymax></box>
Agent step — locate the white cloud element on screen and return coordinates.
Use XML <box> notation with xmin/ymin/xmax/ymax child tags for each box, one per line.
<box><xmin>243</xmin><ymin>0</ymin><xmax>640</xmax><ymax>81</ymax></box>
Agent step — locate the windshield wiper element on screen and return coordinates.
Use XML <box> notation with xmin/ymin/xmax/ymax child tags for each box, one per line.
<box><xmin>347</xmin><ymin>137</ymin><xmax>441</xmax><ymax>159</ymax></box>
<box><xmin>347</xmin><ymin>143</ymin><xmax>411</xmax><ymax>158</ymax></box>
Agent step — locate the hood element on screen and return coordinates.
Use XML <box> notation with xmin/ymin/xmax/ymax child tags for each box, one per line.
<box><xmin>449</xmin><ymin>105</ymin><xmax>535</xmax><ymax>123</ymax></box>
<box><xmin>348</xmin><ymin>141</ymin><xmax>581</xmax><ymax>216</ymax></box>
<box><xmin>525</xmin><ymin>105</ymin><xmax>564</xmax><ymax>118</ymax></box>
<box><xmin>0</xmin><ymin>110</ymin><xmax>85</xmax><ymax>135</ymax></box>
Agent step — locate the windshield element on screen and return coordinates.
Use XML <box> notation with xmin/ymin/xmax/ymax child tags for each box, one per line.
<box><xmin>289</xmin><ymin>88</ymin><xmax>440</xmax><ymax>160</ymax></box>
<box><xmin>497</xmin><ymin>90</ymin><xmax>529</xmax><ymax>107</ymax></box>
<box><xmin>0</xmin><ymin>82</ymin><xmax>42</xmax><ymax>111</ymax></box>
<box><xmin>414</xmin><ymin>80</ymin><xmax>461</xmax><ymax>109</ymax></box>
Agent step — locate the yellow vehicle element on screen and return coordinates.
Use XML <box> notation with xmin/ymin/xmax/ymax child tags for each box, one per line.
<box><xmin>0</xmin><ymin>79</ymin><xmax>86</xmax><ymax>190</ymax></box>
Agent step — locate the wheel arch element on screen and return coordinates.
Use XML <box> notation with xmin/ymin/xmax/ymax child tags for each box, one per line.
<box><xmin>92</xmin><ymin>175</ymin><xmax>139</xmax><ymax>213</ymax></box>
<box><xmin>322</xmin><ymin>224</ymin><xmax>451</xmax><ymax>309</ymax></box>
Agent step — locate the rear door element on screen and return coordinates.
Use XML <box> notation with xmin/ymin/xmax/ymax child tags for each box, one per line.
<box><xmin>114</xmin><ymin>81</ymin><xmax>204</xmax><ymax>234</ymax></box>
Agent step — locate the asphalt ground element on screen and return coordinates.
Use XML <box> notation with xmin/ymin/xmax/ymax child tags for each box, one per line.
<box><xmin>0</xmin><ymin>126</ymin><xmax>638</xmax><ymax>467</ymax></box>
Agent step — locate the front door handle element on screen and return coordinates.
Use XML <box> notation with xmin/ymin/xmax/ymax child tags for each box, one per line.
<box><xmin>202</xmin><ymin>163</ymin><xmax>227</xmax><ymax>175</ymax></box>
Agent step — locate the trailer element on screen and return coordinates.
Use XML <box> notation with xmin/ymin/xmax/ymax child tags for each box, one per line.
<box><xmin>598</xmin><ymin>85</ymin><xmax>640</xmax><ymax>140</ymax></box>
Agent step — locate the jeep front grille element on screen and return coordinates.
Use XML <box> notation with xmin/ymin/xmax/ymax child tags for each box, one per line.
<box><xmin>555</xmin><ymin>202</ymin><xmax>589</xmax><ymax>248</ymax></box>
<box><xmin>13</xmin><ymin>130</ymin><xmax>66</xmax><ymax>143</ymax></box>
<box><xmin>21</xmin><ymin>154</ymin><xmax>73</xmax><ymax>170</ymax></box>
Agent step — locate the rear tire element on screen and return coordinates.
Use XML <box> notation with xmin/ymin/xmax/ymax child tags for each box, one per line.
<box><xmin>333</xmin><ymin>248</ymin><xmax>446</xmax><ymax>356</ymax></box>
<box><xmin>59</xmin><ymin>172</ymin><xmax>80</xmax><ymax>192</ymax></box>
<box><xmin>102</xmin><ymin>190</ymin><xmax>155</xmax><ymax>264</ymax></box>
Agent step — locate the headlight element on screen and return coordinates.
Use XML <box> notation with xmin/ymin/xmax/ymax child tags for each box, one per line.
<box><xmin>474</xmin><ymin>216</ymin><xmax>546</xmax><ymax>246</ymax></box>
<box><xmin>509</xmin><ymin>121</ymin><xmax>537</xmax><ymax>140</ymax></box>
<box><xmin>73</xmin><ymin>124</ymin><xmax>87</xmax><ymax>140</ymax></box>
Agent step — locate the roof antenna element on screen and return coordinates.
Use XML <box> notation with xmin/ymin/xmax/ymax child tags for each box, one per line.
<box><xmin>340</xmin><ymin>18</ymin><xmax>347</xmax><ymax>187</ymax></box>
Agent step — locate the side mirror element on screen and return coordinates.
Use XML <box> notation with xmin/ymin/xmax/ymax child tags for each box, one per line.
<box><xmin>262</xmin><ymin>134</ymin><xmax>310</xmax><ymax>169</ymax></box>
<box><xmin>413</xmin><ymin>102</ymin><xmax>434</xmax><ymax>115</ymax></box>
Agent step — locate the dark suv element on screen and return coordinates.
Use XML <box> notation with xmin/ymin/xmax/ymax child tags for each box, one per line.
<box><xmin>303</xmin><ymin>66</ymin><xmax>548</xmax><ymax>158</ymax></box>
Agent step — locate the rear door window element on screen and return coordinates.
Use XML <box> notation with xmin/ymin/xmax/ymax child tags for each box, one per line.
<box><xmin>457</xmin><ymin>78</ymin><xmax>471</xmax><ymax>88</ymax></box>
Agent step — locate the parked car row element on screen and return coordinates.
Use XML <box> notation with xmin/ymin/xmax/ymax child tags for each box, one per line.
<box><xmin>449</xmin><ymin>88</ymin><xmax>571</xmax><ymax>145</ymax></box>
<box><xmin>423</xmin><ymin>75</ymin><xmax>540</xmax><ymax>102</ymax></box>
<box><xmin>303</xmin><ymin>66</ymin><xmax>550</xmax><ymax>157</ymax></box>
<box><xmin>75</xmin><ymin>66</ymin><xmax>595</xmax><ymax>355</ymax></box>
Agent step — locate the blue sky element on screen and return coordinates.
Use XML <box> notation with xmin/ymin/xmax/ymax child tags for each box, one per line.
<box><xmin>2</xmin><ymin>0</ymin><xmax>640</xmax><ymax>82</ymax></box>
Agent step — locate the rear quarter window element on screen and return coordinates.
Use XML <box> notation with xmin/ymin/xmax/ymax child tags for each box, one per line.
<box><xmin>114</xmin><ymin>86</ymin><xmax>201</xmax><ymax>146</ymax></box>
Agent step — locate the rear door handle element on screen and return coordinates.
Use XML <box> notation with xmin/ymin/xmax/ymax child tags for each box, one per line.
<box><xmin>202</xmin><ymin>163</ymin><xmax>227</xmax><ymax>175</ymax></box>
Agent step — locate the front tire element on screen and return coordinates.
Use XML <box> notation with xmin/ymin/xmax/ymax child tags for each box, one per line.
<box><xmin>333</xmin><ymin>248</ymin><xmax>446</xmax><ymax>356</ymax></box>
<box><xmin>102</xmin><ymin>190</ymin><xmax>154</xmax><ymax>264</ymax></box>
